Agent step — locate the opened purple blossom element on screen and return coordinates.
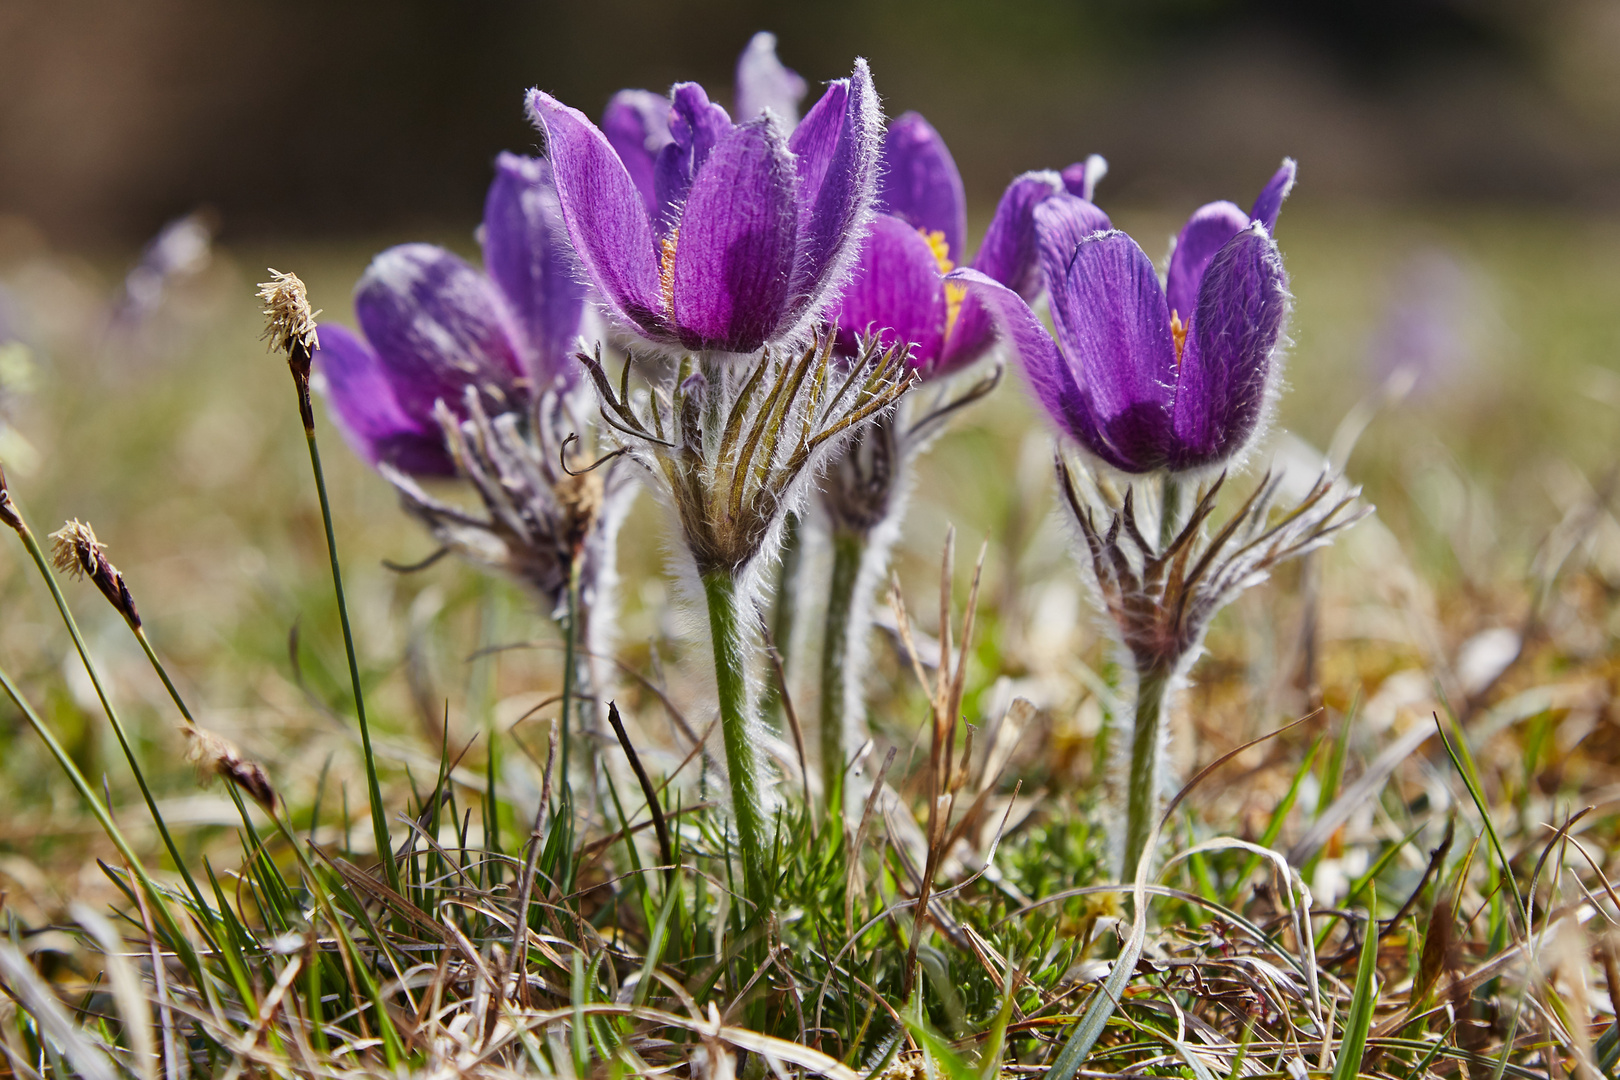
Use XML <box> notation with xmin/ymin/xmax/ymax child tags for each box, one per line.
<box><xmin>314</xmin><ymin>154</ymin><xmax>587</xmax><ymax>476</ymax></box>
<box><xmin>1164</xmin><ymin>158</ymin><xmax>1295</xmax><ymax>326</ymax></box>
<box><xmin>833</xmin><ymin>119</ymin><xmax>1111</xmax><ymax>378</ymax></box>
<box><xmin>954</xmin><ymin>194</ymin><xmax>1290</xmax><ymax>474</ymax></box>
<box><xmin>528</xmin><ymin>56</ymin><xmax>881</xmax><ymax>355</ymax></box>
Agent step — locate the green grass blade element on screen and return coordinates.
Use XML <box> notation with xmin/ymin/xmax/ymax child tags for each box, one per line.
<box><xmin>1333</xmin><ymin>884</ymin><xmax>1378</xmax><ymax>1080</ymax></box>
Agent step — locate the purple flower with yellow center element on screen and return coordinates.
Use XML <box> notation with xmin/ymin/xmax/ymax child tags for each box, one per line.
<box><xmin>315</xmin><ymin>153</ymin><xmax>587</xmax><ymax>477</ymax></box>
<box><xmin>831</xmin><ymin>111</ymin><xmax>1110</xmax><ymax>379</ymax></box>
<box><xmin>953</xmin><ymin>162</ymin><xmax>1296</xmax><ymax>474</ymax></box>
<box><xmin>526</xmin><ymin>48</ymin><xmax>882</xmax><ymax>355</ymax></box>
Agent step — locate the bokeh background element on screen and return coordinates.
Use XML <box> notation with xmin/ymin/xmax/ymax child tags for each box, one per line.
<box><xmin>2</xmin><ymin>1</ymin><xmax>1620</xmax><ymax>909</ymax></box>
<box><xmin>4</xmin><ymin>0</ymin><xmax>1620</xmax><ymax>243</ymax></box>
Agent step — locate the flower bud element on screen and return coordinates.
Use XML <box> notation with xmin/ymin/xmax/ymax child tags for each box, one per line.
<box><xmin>0</xmin><ymin>464</ymin><xmax>20</xmax><ymax>533</ymax></box>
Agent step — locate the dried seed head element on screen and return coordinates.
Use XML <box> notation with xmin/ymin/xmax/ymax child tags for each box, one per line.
<box><xmin>184</xmin><ymin>726</ymin><xmax>277</xmax><ymax>812</ymax></box>
<box><xmin>256</xmin><ymin>269</ymin><xmax>320</xmax><ymax>357</ymax></box>
<box><xmin>0</xmin><ymin>464</ymin><xmax>20</xmax><ymax>532</ymax></box>
<box><xmin>49</xmin><ymin>519</ymin><xmax>141</xmax><ymax>627</ymax></box>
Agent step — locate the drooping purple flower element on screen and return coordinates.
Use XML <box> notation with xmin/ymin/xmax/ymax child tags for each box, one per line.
<box><xmin>528</xmin><ymin>56</ymin><xmax>882</xmax><ymax>355</ymax></box>
<box><xmin>832</xmin><ymin>112</ymin><xmax>1110</xmax><ymax>378</ymax></box>
<box><xmin>953</xmin><ymin>194</ymin><xmax>1290</xmax><ymax>474</ymax></box>
<box><xmin>1164</xmin><ymin>158</ymin><xmax>1295</xmax><ymax>325</ymax></box>
<box><xmin>314</xmin><ymin>153</ymin><xmax>587</xmax><ymax>476</ymax></box>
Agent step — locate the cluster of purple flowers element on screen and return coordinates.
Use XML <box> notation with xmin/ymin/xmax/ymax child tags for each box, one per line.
<box><xmin>308</xmin><ymin>31</ymin><xmax>1328</xmax><ymax>897</ymax></box>
<box><xmin>316</xmin><ymin>35</ymin><xmax>1294</xmax><ymax>496</ymax></box>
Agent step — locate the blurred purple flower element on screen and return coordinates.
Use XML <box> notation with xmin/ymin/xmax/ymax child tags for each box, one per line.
<box><xmin>314</xmin><ymin>153</ymin><xmax>587</xmax><ymax>476</ymax></box>
<box><xmin>112</xmin><ymin>210</ymin><xmax>215</xmax><ymax>325</ymax></box>
<box><xmin>954</xmin><ymin>199</ymin><xmax>1290</xmax><ymax>474</ymax></box>
<box><xmin>832</xmin><ymin>109</ymin><xmax>1110</xmax><ymax>378</ymax></box>
<box><xmin>1367</xmin><ymin>248</ymin><xmax>1479</xmax><ymax>397</ymax></box>
<box><xmin>1164</xmin><ymin>158</ymin><xmax>1295</xmax><ymax>324</ymax></box>
<box><xmin>527</xmin><ymin>51</ymin><xmax>882</xmax><ymax>355</ymax></box>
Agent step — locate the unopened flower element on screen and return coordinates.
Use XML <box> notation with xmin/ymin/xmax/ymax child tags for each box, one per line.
<box><xmin>527</xmin><ymin>54</ymin><xmax>882</xmax><ymax>354</ymax></box>
<box><xmin>184</xmin><ymin>725</ymin><xmax>277</xmax><ymax>812</ymax></box>
<box><xmin>49</xmin><ymin>520</ymin><xmax>140</xmax><ymax>627</ymax></box>
<box><xmin>315</xmin><ymin>154</ymin><xmax>589</xmax><ymax>477</ymax></box>
<box><xmin>954</xmin><ymin>186</ymin><xmax>1289</xmax><ymax>474</ymax></box>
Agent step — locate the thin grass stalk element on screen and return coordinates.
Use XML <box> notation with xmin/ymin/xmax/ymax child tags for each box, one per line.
<box><xmin>0</xmin><ymin>662</ymin><xmax>197</xmax><ymax>975</ymax></box>
<box><xmin>819</xmin><ymin>529</ymin><xmax>864</xmax><ymax>811</ymax></box>
<box><xmin>299</xmin><ymin>426</ymin><xmax>397</xmax><ymax>895</ymax></box>
<box><xmin>701</xmin><ymin>569</ymin><xmax>770</xmax><ymax>917</ymax></box>
<box><xmin>7</xmin><ymin>520</ymin><xmax>209</xmax><ymax>912</ymax></box>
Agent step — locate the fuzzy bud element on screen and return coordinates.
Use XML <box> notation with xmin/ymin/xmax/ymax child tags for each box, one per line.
<box><xmin>184</xmin><ymin>726</ymin><xmax>278</xmax><ymax>812</ymax></box>
<box><xmin>49</xmin><ymin>520</ymin><xmax>140</xmax><ymax>627</ymax></box>
<box><xmin>0</xmin><ymin>464</ymin><xmax>20</xmax><ymax>533</ymax></box>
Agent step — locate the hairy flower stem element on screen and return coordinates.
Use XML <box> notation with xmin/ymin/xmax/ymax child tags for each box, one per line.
<box><xmin>299</xmin><ymin>400</ymin><xmax>398</xmax><ymax>896</ymax></box>
<box><xmin>819</xmin><ymin>528</ymin><xmax>865</xmax><ymax>811</ymax></box>
<box><xmin>1121</xmin><ymin>660</ymin><xmax>1176</xmax><ymax>880</ymax></box>
<box><xmin>760</xmin><ymin>513</ymin><xmax>802</xmax><ymax>726</ymax></box>
<box><xmin>702</xmin><ymin>569</ymin><xmax>771</xmax><ymax>915</ymax></box>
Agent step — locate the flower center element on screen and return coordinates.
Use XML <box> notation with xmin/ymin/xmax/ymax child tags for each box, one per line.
<box><xmin>920</xmin><ymin>228</ymin><xmax>965</xmax><ymax>336</ymax></box>
<box><xmin>659</xmin><ymin>229</ymin><xmax>680</xmax><ymax>322</ymax></box>
<box><xmin>1170</xmin><ymin>310</ymin><xmax>1188</xmax><ymax>365</ymax></box>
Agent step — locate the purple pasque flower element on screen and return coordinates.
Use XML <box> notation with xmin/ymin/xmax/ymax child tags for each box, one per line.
<box><xmin>526</xmin><ymin>55</ymin><xmax>882</xmax><ymax>355</ymax></box>
<box><xmin>315</xmin><ymin>153</ymin><xmax>587</xmax><ymax>476</ymax></box>
<box><xmin>953</xmin><ymin>193</ymin><xmax>1290</xmax><ymax>474</ymax></box>
<box><xmin>1164</xmin><ymin>158</ymin><xmax>1295</xmax><ymax>326</ymax></box>
<box><xmin>602</xmin><ymin>32</ymin><xmax>809</xmax><ymax>221</ymax></box>
<box><xmin>832</xmin><ymin>110</ymin><xmax>1111</xmax><ymax>378</ymax></box>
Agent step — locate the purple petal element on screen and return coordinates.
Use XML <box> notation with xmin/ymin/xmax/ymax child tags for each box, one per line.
<box><xmin>602</xmin><ymin>89</ymin><xmax>673</xmax><ymax>216</ymax></box>
<box><xmin>971</xmin><ymin>171</ymin><xmax>1065</xmax><ymax>299</ymax></box>
<box><xmin>1248</xmin><ymin>157</ymin><xmax>1296</xmax><ymax>234</ymax></box>
<box><xmin>735</xmin><ymin>31</ymin><xmax>807</xmax><ymax>126</ymax></box>
<box><xmin>670</xmin><ymin>114</ymin><xmax>799</xmax><ymax>352</ymax></box>
<box><xmin>948</xmin><ymin>267</ymin><xmax>1142</xmax><ymax>470</ymax></box>
<box><xmin>876</xmin><ymin>112</ymin><xmax>967</xmax><ymax>263</ymax></box>
<box><xmin>314</xmin><ymin>324</ymin><xmax>456</xmax><ymax>476</ymax></box>
<box><xmin>1164</xmin><ymin>200</ymin><xmax>1248</xmax><ymax>325</ymax></box>
<box><xmin>653</xmin><ymin>83</ymin><xmax>733</xmax><ymax>234</ymax></box>
<box><xmin>1044</xmin><ymin>230</ymin><xmax>1179</xmax><ymax>472</ymax></box>
<box><xmin>1031</xmin><ymin>194</ymin><xmax>1113</xmax><ymax>288</ymax></box>
<box><xmin>527</xmin><ymin>89</ymin><xmax>664</xmax><ymax>338</ymax></box>
<box><xmin>355</xmin><ymin>244</ymin><xmax>528</xmax><ymax>422</ymax></box>
<box><xmin>482</xmin><ymin>153</ymin><xmax>589</xmax><ymax>388</ymax></box>
<box><xmin>831</xmin><ymin>214</ymin><xmax>946</xmax><ymax>370</ymax></box>
<box><xmin>1059</xmin><ymin>153</ymin><xmax>1108</xmax><ymax>203</ymax></box>
<box><xmin>1171</xmin><ymin>223</ymin><xmax>1288</xmax><ymax>469</ymax></box>
<box><xmin>784</xmin><ymin>58</ymin><xmax>883</xmax><ymax>336</ymax></box>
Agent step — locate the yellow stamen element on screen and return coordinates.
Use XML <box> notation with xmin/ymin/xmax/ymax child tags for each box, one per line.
<box><xmin>1170</xmin><ymin>310</ymin><xmax>1188</xmax><ymax>365</ymax></box>
<box><xmin>920</xmin><ymin>228</ymin><xmax>964</xmax><ymax>336</ymax></box>
<box><xmin>659</xmin><ymin>229</ymin><xmax>679</xmax><ymax>322</ymax></box>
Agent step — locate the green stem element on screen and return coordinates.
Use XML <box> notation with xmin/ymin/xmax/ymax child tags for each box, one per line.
<box><xmin>555</xmin><ymin>563</ymin><xmax>581</xmax><ymax>896</ymax></box>
<box><xmin>1120</xmin><ymin>661</ymin><xmax>1174</xmax><ymax>881</ymax></box>
<box><xmin>760</xmin><ymin>512</ymin><xmax>802</xmax><ymax>727</ymax></box>
<box><xmin>302</xmin><ymin>425</ymin><xmax>397</xmax><ymax>895</ymax></box>
<box><xmin>1159</xmin><ymin>475</ymin><xmax>1184</xmax><ymax>553</ymax></box>
<box><xmin>701</xmin><ymin>569</ymin><xmax>770</xmax><ymax>915</ymax></box>
<box><xmin>10</xmin><ymin>522</ymin><xmax>209</xmax><ymax>912</ymax></box>
<box><xmin>819</xmin><ymin>528</ymin><xmax>865</xmax><ymax>813</ymax></box>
